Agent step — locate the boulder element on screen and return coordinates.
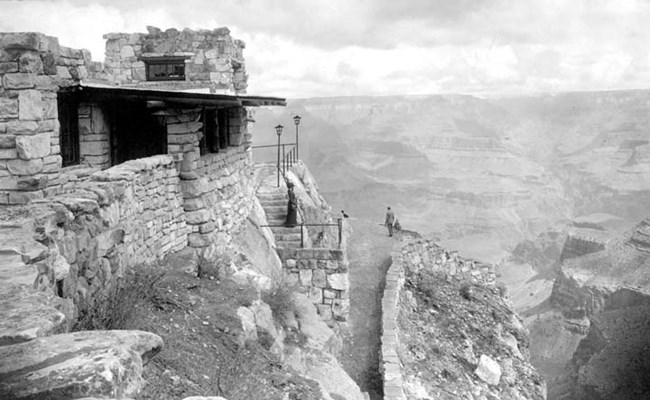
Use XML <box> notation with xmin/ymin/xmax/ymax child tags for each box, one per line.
<box><xmin>0</xmin><ymin>283</ymin><xmax>71</xmax><ymax>346</ymax></box>
<box><xmin>475</xmin><ymin>354</ymin><xmax>501</xmax><ymax>386</ymax></box>
<box><xmin>0</xmin><ymin>330</ymin><xmax>163</xmax><ymax>399</ymax></box>
<box><xmin>286</xmin><ymin>347</ymin><xmax>365</xmax><ymax>400</ymax></box>
<box><xmin>292</xmin><ymin>292</ymin><xmax>334</xmax><ymax>351</ymax></box>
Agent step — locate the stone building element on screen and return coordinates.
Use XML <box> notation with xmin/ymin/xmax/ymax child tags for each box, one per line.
<box><xmin>0</xmin><ymin>27</ymin><xmax>287</xmax><ymax>308</ymax></box>
<box><xmin>0</xmin><ymin>26</ymin><xmax>285</xmax><ymax>250</ymax></box>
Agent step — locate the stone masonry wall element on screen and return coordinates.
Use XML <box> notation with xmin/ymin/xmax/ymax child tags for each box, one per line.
<box><xmin>103</xmin><ymin>26</ymin><xmax>248</xmax><ymax>93</ymax></box>
<box><xmin>277</xmin><ymin>238</ymin><xmax>350</xmax><ymax>323</ymax></box>
<box><xmin>0</xmin><ymin>32</ymin><xmax>101</xmax><ymax>205</ymax></box>
<box><xmin>183</xmin><ymin>146</ymin><xmax>256</xmax><ymax>250</ymax></box>
<box><xmin>78</xmin><ymin>103</ymin><xmax>111</xmax><ymax>168</ymax></box>
<box><xmin>381</xmin><ymin>238</ymin><xmax>497</xmax><ymax>400</ymax></box>
<box><xmin>31</xmin><ymin>155</ymin><xmax>187</xmax><ymax>308</ymax></box>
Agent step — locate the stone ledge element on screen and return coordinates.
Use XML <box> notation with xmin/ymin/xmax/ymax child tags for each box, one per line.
<box><xmin>0</xmin><ymin>330</ymin><xmax>163</xmax><ymax>399</ymax></box>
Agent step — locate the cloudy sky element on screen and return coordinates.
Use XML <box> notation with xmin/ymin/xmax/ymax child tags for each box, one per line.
<box><xmin>1</xmin><ymin>0</ymin><xmax>650</xmax><ymax>98</ymax></box>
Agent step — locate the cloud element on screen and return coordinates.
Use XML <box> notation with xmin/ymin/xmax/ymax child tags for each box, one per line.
<box><xmin>2</xmin><ymin>0</ymin><xmax>650</xmax><ymax>97</ymax></box>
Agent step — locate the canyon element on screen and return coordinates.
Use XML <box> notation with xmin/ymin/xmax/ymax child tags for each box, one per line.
<box><xmin>255</xmin><ymin>90</ymin><xmax>650</xmax><ymax>398</ymax></box>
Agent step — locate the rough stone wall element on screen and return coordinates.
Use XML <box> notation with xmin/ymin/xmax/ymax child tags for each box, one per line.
<box><xmin>32</xmin><ymin>155</ymin><xmax>187</xmax><ymax>307</ymax></box>
<box><xmin>103</xmin><ymin>26</ymin><xmax>248</xmax><ymax>94</ymax></box>
<box><xmin>380</xmin><ymin>238</ymin><xmax>498</xmax><ymax>400</ymax></box>
<box><xmin>381</xmin><ymin>244</ymin><xmax>407</xmax><ymax>400</ymax></box>
<box><xmin>0</xmin><ymin>32</ymin><xmax>100</xmax><ymax>205</ymax></box>
<box><xmin>278</xmin><ymin>247</ymin><xmax>350</xmax><ymax>322</ymax></box>
<box><xmin>78</xmin><ymin>103</ymin><xmax>111</xmax><ymax>168</ymax></box>
<box><xmin>182</xmin><ymin>146</ymin><xmax>256</xmax><ymax>250</ymax></box>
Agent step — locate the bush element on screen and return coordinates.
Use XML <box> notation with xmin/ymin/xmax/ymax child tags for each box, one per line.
<box><xmin>262</xmin><ymin>277</ymin><xmax>297</xmax><ymax>328</ymax></box>
<box><xmin>72</xmin><ymin>264</ymin><xmax>170</xmax><ymax>331</ymax></box>
<box><xmin>459</xmin><ymin>283</ymin><xmax>474</xmax><ymax>301</ymax></box>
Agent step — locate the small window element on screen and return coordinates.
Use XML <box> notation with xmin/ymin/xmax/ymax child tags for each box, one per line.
<box><xmin>199</xmin><ymin>108</ymin><xmax>218</xmax><ymax>156</ymax></box>
<box><xmin>57</xmin><ymin>93</ymin><xmax>80</xmax><ymax>167</ymax></box>
<box><xmin>199</xmin><ymin>107</ymin><xmax>231</xmax><ymax>155</ymax></box>
<box><xmin>144</xmin><ymin>57</ymin><xmax>186</xmax><ymax>81</ymax></box>
<box><xmin>218</xmin><ymin>108</ymin><xmax>230</xmax><ymax>148</ymax></box>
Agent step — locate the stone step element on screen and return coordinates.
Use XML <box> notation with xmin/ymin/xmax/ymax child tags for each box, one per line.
<box><xmin>263</xmin><ymin>205</ymin><xmax>287</xmax><ymax>213</ymax></box>
<box><xmin>275</xmin><ymin>232</ymin><xmax>302</xmax><ymax>241</ymax></box>
<box><xmin>259</xmin><ymin>199</ymin><xmax>286</xmax><ymax>207</ymax></box>
<box><xmin>269</xmin><ymin>224</ymin><xmax>302</xmax><ymax>232</ymax></box>
<box><xmin>257</xmin><ymin>192</ymin><xmax>287</xmax><ymax>201</ymax></box>
<box><xmin>277</xmin><ymin>240</ymin><xmax>303</xmax><ymax>248</ymax></box>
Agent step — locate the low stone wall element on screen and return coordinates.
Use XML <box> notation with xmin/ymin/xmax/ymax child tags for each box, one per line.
<box><xmin>381</xmin><ymin>245</ymin><xmax>407</xmax><ymax>400</ymax></box>
<box><xmin>31</xmin><ymin>154</ymin><xmax>187</xmax><ymax>306</ymax></box>
<box><xmin>380</xmin><ymin>238</ymin><xmax>497</xmax><ymax>400</ymax></box>
<box><xmin>279</xmin><ymin>247</ymin><xmax>350</xmax><ymax>322</ymax></box>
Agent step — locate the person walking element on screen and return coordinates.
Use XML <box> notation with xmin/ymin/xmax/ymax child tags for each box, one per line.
<box><xmin>385</xmin><ymin>206</ymin><xmax>395</xmax><ymax>237</ymax></box>
<box><xmin>285</xmin><ymin>181</ymin><xmax>298</xmax><ymax>227</ymax></box>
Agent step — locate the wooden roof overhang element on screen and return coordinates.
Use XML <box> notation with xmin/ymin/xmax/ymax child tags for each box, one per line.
<box><xmin>61</xmin><ymin>82</ymin><xmax>287</xmax><ymax>108</ymax></box>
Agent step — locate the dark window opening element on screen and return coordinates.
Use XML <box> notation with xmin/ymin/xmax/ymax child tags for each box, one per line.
<box><xmin>199</xmin><ymin>107</ymin><xmax>218</xmax><ymax>156</ymax></box>
<box><xmin>199</xmin><ymin>107</ymin><xmax>230</xmax><ymax>155</ymax></box>
<box><xmin>218</xmin><ymin>108</ymin><xmax>230</xmax><ymax>149</ymax></box>
<box><xmin>57</xmin><ymin>92</ymin><xmax>80</xmax><ymax>167</ymax></box>
<box><xmin>55</xmin><ymin>279</ymin><xmax>64</xmax><ymax>297</ymax></box>
<box><xmin>144</xmin><ymin>57</ymin><xmax>186</xmax><ymax>81</ymax></box>
<box><xmin>109</xmin><ymin>101</ymin><xmax>167</xmax><ymax>165</ymax></box>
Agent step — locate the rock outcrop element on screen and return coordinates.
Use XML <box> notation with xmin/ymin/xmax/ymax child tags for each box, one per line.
<box><xmin>0</xmin><ymin>330</ymin><xmax>162</xmax><ymax>399</ymax></box>
<box><xmin>550</xmin><ymin>216</ymin><xmax>650</xmax><ymax>398</ymax></box>
<box><xmin>384</xmin><ymin>238</ymin><xmax>546</xmax><ymax>400</ymax></box>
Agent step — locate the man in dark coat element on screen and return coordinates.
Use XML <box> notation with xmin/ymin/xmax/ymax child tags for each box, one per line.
<box><xmin>385</xmin><ymin>206</ymin><xmax>395</xmax><ymax>237</ymax></box>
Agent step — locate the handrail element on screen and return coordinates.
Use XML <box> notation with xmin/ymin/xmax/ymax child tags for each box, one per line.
<box><xmin>251</xmin><ymin>142</ymin><xmax>297</xmax><ymax>149</ymax></box>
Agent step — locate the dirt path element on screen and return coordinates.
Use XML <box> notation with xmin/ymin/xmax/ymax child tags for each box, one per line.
<box><xmin>341</xmin><ymin>218</ymin><xmax>398</xmax><ymax>400</ymax></box>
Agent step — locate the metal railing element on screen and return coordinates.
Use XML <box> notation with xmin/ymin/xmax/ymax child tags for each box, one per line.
<box><xmin>259</xmin><ymin>160</ymin><xmax>344</xmax><ymax>249</ymax></box>
<box><xmin>251</xmin><ymin>142</ymin><xmax>298</xmax><ymax>187</ymax></box>
<box><xmin>260</xmin><ymin>220</ymin><xmax>343</xmax><ymax>249</ymax></box>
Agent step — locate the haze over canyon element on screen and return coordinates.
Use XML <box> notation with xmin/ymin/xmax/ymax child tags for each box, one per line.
<box><xmin>255</xmin><ymin>90</ymin><xmax>650</xmax><ymax>398</ymax></box>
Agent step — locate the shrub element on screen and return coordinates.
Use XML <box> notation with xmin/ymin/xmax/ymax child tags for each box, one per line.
<box><xmin>72</xmin><ymin>263</ymin><xmax>169</xmax><ymax>331</ymax></box>
<box><xmin>459</xmin><ymin>283</ymin><xmax>474</xmax><ymax>301</ymax></box>
<box><xmin>262</xmin><ymin>277</ymin><xmax>297</xmax><ymax>328</ymax></box>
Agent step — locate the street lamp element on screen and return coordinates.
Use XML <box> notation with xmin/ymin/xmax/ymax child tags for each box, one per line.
<box><xmin>275</xmin><ymin>124</ymin><xmax>284</xmax><ymax>187</ymax></box>
<box><xmin>293</xmin><ymin>115</ymin><xmax>301</xmax><ymax>161</ymax></box>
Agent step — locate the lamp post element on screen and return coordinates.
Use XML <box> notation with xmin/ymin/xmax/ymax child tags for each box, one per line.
<box><xmin>293</xmin><ymin>115</ymin><xmax>301</xmax><ymax>162</ymax></box>
<box><xmin>275</xmin><ymin>124</ymin><xmax>284</xmax><ymax>187</ymax></box>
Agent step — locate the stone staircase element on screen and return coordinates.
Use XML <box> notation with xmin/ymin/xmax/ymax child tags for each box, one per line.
<box><xmin>255</xmin><ymin>164</ymin><xmax>304</xmax><ymax>249</ymax></box>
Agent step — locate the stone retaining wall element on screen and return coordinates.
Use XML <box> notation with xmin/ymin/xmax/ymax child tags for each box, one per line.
<box><xmin>380</xmin><ymin>238</ymin><xmax>497</xmax><ymax>399</ymax></box>
<box><xmin>278</xmin><ymin>247</ymin><xmax>350</xmax><ymax>322</ymax></box>
<box><xmin>32</xmin><ymin>154</ymin><xmax>187</xmax><ymax>307</ymax></box>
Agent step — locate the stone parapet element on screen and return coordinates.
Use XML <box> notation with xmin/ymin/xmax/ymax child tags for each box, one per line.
<box><xmin>381</xmin><ymin>244</ymin><xmax>407</xmax><ymax>400</ymax></box>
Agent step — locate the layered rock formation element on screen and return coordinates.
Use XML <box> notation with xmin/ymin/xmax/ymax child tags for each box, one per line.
<box><xmin>548</xmin><ymin>216</ymin><xmax>650</xmax><ymax>398</ymax></box>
